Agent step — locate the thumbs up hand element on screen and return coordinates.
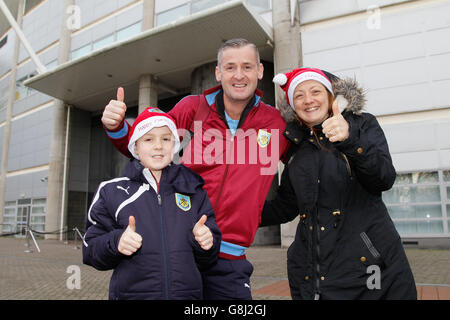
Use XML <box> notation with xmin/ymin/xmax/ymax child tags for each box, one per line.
<box><xmin>101</xmin><ymin>87</ymin><xmax>127</xmax><ymax>131</ymax></box>
<box><xmin>193</xmin><ymin>215</ymin><xmax>213</xmax><ymax>251</ymax></box>
<box><xmin>322</xmin><ymin>99</ymin><xmax>349</xmax><ymax>143</ymax></box>
<box><xmin>118</xmin><ymin>216</ymin><xmax>143</xmax><ymax>256</ymax></box>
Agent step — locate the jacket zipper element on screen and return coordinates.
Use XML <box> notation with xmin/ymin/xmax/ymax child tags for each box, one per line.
<box><xmin>341</xmin><ymin>152</ymin><xmax>352</xmax><ymax>177</ymax></box>
<box><xmin>314</xmin><ymin>207</ymin><xmax>321</xmax><ymax>300</ymax></box>
<box><xmin>157</xmin><ymin>193</ymin><xmax>169</xmax><ymax>299</ymax></box>
<box><xmin>213</xmin><ymin>108</ymin><xmax>248</xmax><ymax>211</ymax></box>
<box><xmin>213</xmin><ymin>126</ymin><xmax>231</xmax><ymax>210</ymax></box>
<box><xmin>150</xmin><ymin>171</ymin><xmax>169</xmax><ymax>300</ymax></box>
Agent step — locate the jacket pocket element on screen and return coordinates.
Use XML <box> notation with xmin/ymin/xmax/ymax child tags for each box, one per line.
<box><xmin>359</xmin><ymin>232</ymin><xmax>385</xmax><ymax>269</ymax></box>
<box><xmin>359</xmin><ymin>232</ymin><xmax>382</xmax><ymax>263</ymax></box>
<box><xmin>114</xmin><ymin>253</ymin><xmax>163</xmax><ymax>296</ymax></box>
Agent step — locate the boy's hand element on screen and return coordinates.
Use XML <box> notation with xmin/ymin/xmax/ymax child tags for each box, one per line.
<box><xmin>193</xmin><ymin>215</ymin><xmax>213</xmax><ymax>250</ymax></box>
<box><xmin>118</xmin><ymin>216</ymin><xmax>142</xmax><ymax>255</ymax></box>
<box><xmin>102</xmin><ymin>87</ymin><xmax>127</xmax><ymax>131</ymax></box>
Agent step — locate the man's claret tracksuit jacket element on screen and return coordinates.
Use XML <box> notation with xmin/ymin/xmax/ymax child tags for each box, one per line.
<box><xmin>105</xmin><ymin>85</ymin><xmax>289</xmax><ymax>260</ymax></box>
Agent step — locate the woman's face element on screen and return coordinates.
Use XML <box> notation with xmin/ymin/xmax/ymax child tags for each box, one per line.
<box><xmin>292</xmin><ymin>80</ymin><xmax>330</xmax><ymax>127</ymax></box>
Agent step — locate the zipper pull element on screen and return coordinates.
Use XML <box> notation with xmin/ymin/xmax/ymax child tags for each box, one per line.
<box><xmin>157</xmin><ymin>194</ymin><xmax>162</xmax><ymax>206</ymax></box>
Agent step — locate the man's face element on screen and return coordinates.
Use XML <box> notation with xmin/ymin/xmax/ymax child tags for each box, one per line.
<box><xmin>215</xmin><ymin>45</ymin><xmax>264</xmax><ymax>105</ymax></box>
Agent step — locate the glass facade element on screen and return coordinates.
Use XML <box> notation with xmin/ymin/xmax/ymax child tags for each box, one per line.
<box><xmin>156</xmin><ymin>4</ymin><xmax>189</xmax><ymax>26</ymax></box>
<box><xmin>2</xmin><ymin>198</ymin><xmax>46</xmax><ymax>236</ymax></box>
<box><xmin>15</xmin><ymin>73</ymin><xmax>37</xmax><ymax>101</ymax></box>
<box><xmin>191</xmin><ymin>0</ymin><xmax>224</xmax><ymax>14</ymax></box>
<box><xmin>383</xmin><ymin>171</ymin><xmax>450</xmax><ymax>237</ymax></box>
<box><xmin>247</xmin><ymin>0</ymin><xmax>271</xmax><ymax>13</ymax></box>
<box><xmin>71</xmin><ymin>22</ymin><xmax>142</xmax><ymax>60</ymax></box>
<box><xmin>155</xmin><ymin>0</ymin><xmax>271</xmax><ymax>27</ymax></box>
<box><xmin>116</xmin><ymin>22</ymin><xmax>142</xmax><ymax>42</ymax></box>
<box><xmin>92</xmin><ymin>34</ymin><xmax>115</xmax><ymax>51</ymax></box>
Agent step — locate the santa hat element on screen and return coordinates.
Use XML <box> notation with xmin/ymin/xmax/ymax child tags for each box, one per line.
<box><xmin>273</xmin><ymin>68</ymin><xmax>334</xmax><ymax>110</ymax></box>
<box><xmin>127</xmin><ymin>107</ymin><xmax>180</xmax><ymax>159</ymax></box>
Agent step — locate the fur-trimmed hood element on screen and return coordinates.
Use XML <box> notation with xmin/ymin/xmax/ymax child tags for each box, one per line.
<box><xmin>278</xmin><ymin>76</ymin><xmax>367</xmax><ymax>124</ymax></box>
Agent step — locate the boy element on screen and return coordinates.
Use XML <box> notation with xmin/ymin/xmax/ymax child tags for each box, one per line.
<box><xmin>82</xmin><ymin>107</ymin><xmax>221</xmax><ymax>300</ymax></box>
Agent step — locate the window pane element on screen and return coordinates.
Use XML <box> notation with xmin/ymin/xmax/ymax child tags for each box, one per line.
<box><xmin>394</xmin><ymin>221</ymin><xmax>443</xmax><ymax>234</ymax></box>
<box><xmin>5</xmin><ymin>201</ymin><xmax>16</xmax><ymax>206</ymax></box>
<box><xmin>2</xmin><ymin>216</ymin><xmax>15</xmax><ymax>224</ymax></box>
<box><xmin>31</xmin><ymin>224</ymin><xmax>44</xmax><ymax>232</ymax></box>
<box><xmin>383</xmin><ymin>185</ymin><xmax>440</xmax><ymax>203</ymax></box>
<box><xmin>93</xmin><ymin>34</ymin><xmax>114</xmax><ymax>51</ymax></box>
<box><xmin>31</xmin><ymin>216</ymin><xmax>45</xmax><ymax>224</ymax></box>
<box><xmin>394</xmin><ymin>173</ymin><xmax>412</xmax><ymax>185</ymax></box>
<box><xmin>46</xmin><ymin>60</ymin><xmax>58</xmax><ymax>70</ymax></box>
<box><xmin>156</xmin><ymin>4</ymin><xmax>189</xmax><ymax>26</ymax></box>
<box><xmin>2</xmin><ymin>223</ymin><xmax>15</xmax><ymax>233</ymax></box>
<box><xmin>447</xmin><ymin>186</ymin><xmax>450</xmax><ymax>200</ymax></box>
<box><xmin>32</xmin><ymin>198</ymin><xmax>46</xmax><ymax>205</ymax></box>
<box><xmin>247</xmin><ymin>0</ymin><xmax>271</xmax><ymax>12</ymax></box>
<box><xmin>18</xmin><ymin>199</ymin><xmax>31</xmax><ymax>205</ymax></box>
<box><xmin>443</xmin><ymin>170</ymin><xmax>450</xmax><ymax>182</ymax></box>
<box><xmin>71</xmin><ymin>44</ymin><xmax>91</xmax><ymax>60</ymax></box>
<box><xmin>413</xmin><ymin>172</ymin><xmax>439</xmax><ymax>183</ymax></box>
<box><xmin>394</xmin><ymin>172</ymin><xmax>438</xmax><ymax>185</ymax></box>
<box><xmin>15</xmin><ymin>82</ymin><xmax>27</xmax><ymax>101</ymax></box>
<box><xmin>191</xmin><ymin>0</ymin><xmax>224</xmax><ymax>14</ymax></box>
<box><xmin>387</xmin><ymin>205</ymin><xmax>442</xmax><ymax>219</ymax></box>
<box><xmin>117</xmin><ymin>22</ymin><xmax>141</xmax><ymax>41</ymax></box>
<box><xmin>32</xmin><ymin>207</ymin><xmax>45</xmax><ymax>214</ymax></box>
<box><xmin>4</xmin><ymin>208</ymin><xmax>15</xmax><ymax>215</ymax></box>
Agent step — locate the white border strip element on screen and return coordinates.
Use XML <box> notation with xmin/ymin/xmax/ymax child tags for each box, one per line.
<box><xmin>6</xmin><ymin>164</ymin><xmax>48</xmax><ymax>177</ymax></box>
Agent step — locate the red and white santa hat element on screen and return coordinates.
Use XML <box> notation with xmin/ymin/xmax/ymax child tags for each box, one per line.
<box><xmin>273</xmin><ymin>68</ymin><xmax>334</xmax><ymax>110</ymax></box>
<box><xmin>127</xmin><ymin>107</ymin><xmax>180</xmax><ymax>159</ymax></box>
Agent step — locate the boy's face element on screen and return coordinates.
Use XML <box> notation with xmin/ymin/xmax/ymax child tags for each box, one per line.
<box><xmin>135</xmin><ymin>126</ymin><xmax>175</xmax><ymax>174</ymax></box>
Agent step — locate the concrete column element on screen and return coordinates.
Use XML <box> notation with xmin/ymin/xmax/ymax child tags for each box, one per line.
<box><xmin>138</xmin><ymin>1</ymin><xmax>157</xmax><ymax>114</ymax></box>
<box><xmin>138</xmin><ymin>74</ymin><xmax>157</xmax><ymax>113</ymax></box>
<box><xmin>273</xmin><ymin>0</ymin><xmax>302</xmax><ymax>107</ymax></box>
<box><xmin>45</xmin><ymin>0</ymin><xmax>74</xmax><ymax>239</ymax></box>
<box><xmin>190</xmin><ymin>62</ymin><xmax>218</xmax><ymax>95</ymax></box>
<box><xmin>142</xmin><ymin>0</ymin><xmax>155</xmax><ymax>31</ymax></box>
<box><xmin>0</xmin><ymin>0</ymin><xmax>25</xmax><ymax>234</ymax></box>
<box><xmin>272</xmin><ymin>0</ymin><xmax>303</xmax><ymax>248</ymax></box>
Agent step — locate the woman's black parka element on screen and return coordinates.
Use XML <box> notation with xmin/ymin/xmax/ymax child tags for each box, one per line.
<box><xmin>261</xmin><ymin>76</ymin><xmax>417</xmax><ymax>300</ymax></box>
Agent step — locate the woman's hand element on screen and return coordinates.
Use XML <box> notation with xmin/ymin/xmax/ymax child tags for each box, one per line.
<box><xmin>322</xmin><ymin>99</ymin><xmax>349</xmax><ymax>143</ymax></box>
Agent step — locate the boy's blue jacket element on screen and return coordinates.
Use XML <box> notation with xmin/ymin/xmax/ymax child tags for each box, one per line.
<box><xmin>82</xmin><ymin>159</ymin><xmax>221</xmax><ymax>300</ymax></box>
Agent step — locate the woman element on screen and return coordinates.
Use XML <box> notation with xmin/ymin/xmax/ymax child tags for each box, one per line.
<box><xmin>262</xmin><ymin>68</ymin><xmax>417</xmax><ymax>300</ymax></box>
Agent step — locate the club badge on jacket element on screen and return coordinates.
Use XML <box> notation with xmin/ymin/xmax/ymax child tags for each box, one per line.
<box><xmin>257</xmin><ymin>130</ymin><xmax>271</xmax><ymax>148</ymax></box>
<box><xmin>175</xmin><ymin>193</ymin><xmax>191</xmax><ymax>212</ymax></box>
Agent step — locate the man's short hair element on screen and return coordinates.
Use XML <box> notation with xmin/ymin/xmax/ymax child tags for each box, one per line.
<box><xmin>217</xmin><ymin>38</ymin><xmax>261</xmax><ymax>68</ymax></box>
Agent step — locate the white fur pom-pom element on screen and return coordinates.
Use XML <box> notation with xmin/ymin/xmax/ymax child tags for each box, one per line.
<box><xmin>335</xmin><ymin>95</ymin><xmax>349</xmax><ymax>113</ymax></box>
<box><xmin>273</xmin><ymin>73</ymin><xmax>288</xmax><ymax>86</ymax></box>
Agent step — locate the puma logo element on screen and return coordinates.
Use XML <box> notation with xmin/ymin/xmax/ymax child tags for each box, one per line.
<box><xmin>117</xmin><ymin>185</ymin><xmax>130</xmax><ymax>195</ymax></box>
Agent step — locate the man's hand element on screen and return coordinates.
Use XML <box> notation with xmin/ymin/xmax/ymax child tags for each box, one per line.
<box><xmin>322</xmin><ymin>99</ymin><xmax>349</xmax><ymax>143</ymax></box>
<box><xmin>118</xmin><ymin>216</ymin><xmax>142</xmax><ymax>255</ymax></box>
<box><xmin>193</xmin><ymin>215</ymin><xmax>213</xmax><ymax>251</ymax></box>
<box><xmin>102</xmin><ymin>87</ymin><xmax>127</xmax><ymax>131</ymax></box>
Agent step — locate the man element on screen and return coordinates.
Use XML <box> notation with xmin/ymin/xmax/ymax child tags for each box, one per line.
<box><xmin>101</xmin><ymin>38</ymin><xmax>289</xmax><ymax>299</ymax></box>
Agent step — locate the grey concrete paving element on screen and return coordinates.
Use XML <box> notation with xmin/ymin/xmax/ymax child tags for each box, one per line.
<box><xmin>0</xmin><ymin>237</ymin><xmax>449</xmax><ymax>300</ymax></box>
